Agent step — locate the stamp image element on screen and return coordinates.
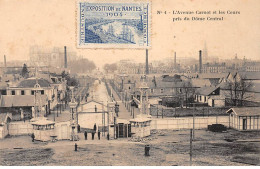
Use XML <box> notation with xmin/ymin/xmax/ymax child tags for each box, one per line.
<box><xmin>77</xmin><ymin>1</ymin><xmax>151</xmax><ymax>48</ymax></box>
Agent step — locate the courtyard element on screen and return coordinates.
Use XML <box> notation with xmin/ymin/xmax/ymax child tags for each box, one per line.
<box><xmin>0</xmin><ymin>129</ymin><xmax>259</xmax><ymax>166</ymax></box>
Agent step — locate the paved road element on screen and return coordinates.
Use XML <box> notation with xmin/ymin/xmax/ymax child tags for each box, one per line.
<box><xmin>107</xmin><ymin>83</ymin><xmax>140</xmax><ymax>120</ymax></box>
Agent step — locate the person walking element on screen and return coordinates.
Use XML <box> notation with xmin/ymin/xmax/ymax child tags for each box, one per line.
<box><xmin>31</xmin><ymin>133</ymin><xmax>35</xmax><ymax>142</ymax></box>
<box><xmin>77</xmin><ymin>124</ymin><xmax>81</xmax><ymax>132</ymax></box>
<box><xmin>84</xmin><ymin>131</ymin><xmax>88</xmax><ymax>140</ymax></box>
<box><xmin>93</xmin><ymin>123</ymin><xmax>97</xmax><ymax>132</ymax></box>
<box><xmin>92</xmin><ymin>132</ymin><xmax>95</xmax><ymax>140</ymax></box>
<box><xmin>98</xmin><ymin>131</ymin><xmax>101</xmax><ymax>140</ymax></box>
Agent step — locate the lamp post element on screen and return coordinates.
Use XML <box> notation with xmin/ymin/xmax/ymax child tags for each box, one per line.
<box><xmin>115</xmin><ymin>102</ymin><xmax>119</xmax><ymax>117</ymax></box>
<box><xmin>69</xmin><ymin>86</ymin><xmax>78</xmax><ymax>141</ymax></box>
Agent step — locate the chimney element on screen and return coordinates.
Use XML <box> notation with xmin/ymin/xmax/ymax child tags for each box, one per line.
<box><xmin>4</xmin><ymin>55</ymin><xmax>6</xmax><ymax>68</ymax></box>
<box><xmin>199</xmin><ymin>50</ymin><xmax>202</xmax><ymax>73</ymax></box>
<box><xmin>174</xmin><ymin>52</ymin><xmax>176</xmax><ymax>69</ymax></box>
<box><xmin>64</xmin><ymin>46</ymin><xmax>67</xmax><ymax>68</ymax></box>
<box><xmin>145</xmin><ymin>49</ymin><xmax>149</xmax><ymax>74</ymax></box>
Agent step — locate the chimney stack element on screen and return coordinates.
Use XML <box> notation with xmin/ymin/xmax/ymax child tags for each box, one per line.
<box><xmin>64</xmin><ymin>46</ymin><xmax>67</xmax><ymax>68</ymax></box>
<box><xmin>145</xmin><ymin>49</ymin><xmax>149</xmax><ymax>74</ymax></box>
<box><xmin>199</xmin><ymin>50</ymin><xmax>202</xmax><ymax>73</ymax></box>
<box><xmin>4</xmin><ymin>55</ymin><xmax>6</xmax><ymax>68</ymax></box>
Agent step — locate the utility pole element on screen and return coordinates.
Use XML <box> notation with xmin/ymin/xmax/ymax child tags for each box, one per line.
<box><xmin>190</xmin><ymin>129</ymin><xmax>193</xmax><ymax>166</ymax></box>
<box><xmin>193</xmin><ymin>103</ymin><xmax>195</xmax><ymax>140</ymax></box>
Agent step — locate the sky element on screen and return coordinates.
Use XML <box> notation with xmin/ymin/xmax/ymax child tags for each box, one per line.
<box><xmin>0</xmin><ymin>0</ymin><xmax>259</xmax><ymax>69</ymax></box>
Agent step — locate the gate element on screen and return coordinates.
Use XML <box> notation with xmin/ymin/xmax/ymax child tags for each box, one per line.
<box><xmin>116</xmin><ymin>123</ymin><xmax>131</xmax><ymax>138</ymax></box>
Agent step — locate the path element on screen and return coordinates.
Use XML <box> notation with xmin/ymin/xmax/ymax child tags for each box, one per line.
<box><xmin>107</xmin><ymin>83</ymin><xmax>140</xmax><ymax>120</ymax></box>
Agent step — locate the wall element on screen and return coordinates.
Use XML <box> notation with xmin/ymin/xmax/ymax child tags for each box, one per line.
<box><xmin>54</xmin><ymin>121</ymin><xmax>71</xmax><ymax>140</ymax></box>
<box><xmin>150</xmin><ymin>105</ymin><xmax>228</xmax><ymax>117</ymax></box>
<box><xmin>8</xmin><ymin>122</ymin><xmax>33</xmax><ymax>135</ymax></box>
<box><xmin>150</xmin><ymin>116</ymin><xmax>229</xmax><ymax>130</ymax></box>
<box><xmin>0</xmin><ymin>124</ymin><xmax>8</xmax><ymax>139</ymax></box>
<box><xmin>208</xmin><ymin>98</ymin><xmax>225</xmax><ymax>107</ymax></box>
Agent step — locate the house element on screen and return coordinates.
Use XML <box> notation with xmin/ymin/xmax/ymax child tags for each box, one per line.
<box><xmin>226</xmin><ymin>107</ymin><xmax>260</xmax><ymax>131</ymax></box>
<box><xmin>194</xmin><ymin>86</ymin><xmax>224</xmax><ymax>107</ymax></box>
<box><xmin>0</xmin><ymin>77</ymin><xmax>59</xmax><ymax>120</ymax></box>
<box><xmin>0</xmin><ymin>95</ymin><xmax>48</xmax><ymax>120</ymax></box>
<box><xmin>218</xmin><ymin>72</ymin><xmax>260</xmax><ymax>107</ymax></box>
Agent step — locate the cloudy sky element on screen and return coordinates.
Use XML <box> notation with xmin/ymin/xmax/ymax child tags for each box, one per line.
<box><xmin>0</xmin><ymin>0</ymin><xmax>259</xmax><ymax>68</ymax></box>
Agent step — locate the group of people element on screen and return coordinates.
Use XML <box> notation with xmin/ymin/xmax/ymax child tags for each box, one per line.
<box><xmin>84</xmin><ymin>123</ymin><xmax>101</xmax><ymax>140</ymax></box>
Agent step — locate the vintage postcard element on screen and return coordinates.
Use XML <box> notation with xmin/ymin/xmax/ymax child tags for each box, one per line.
<box><xmin>77</xmin><ymin>0</ymin><xmax>151</xmax><ymax>48</ymax></box>
<box><xmin>0</xmin><ymin>0</ymin><xmax>260</xmax><ymax>167</ymax></box>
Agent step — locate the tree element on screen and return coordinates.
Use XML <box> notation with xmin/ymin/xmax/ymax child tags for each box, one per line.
<box><xmin>69</xmin><ymin>58</ymin><xmax>96</xmax><ymax>74</ymax></box>
<box><xmin>225</xmin><ymin>74</ymin><xmax>253</xmax><ymax>107</ymax></box>
<box><xmin>61</xmin><ymin>71</ymin><xmax>79</xmax><ymax>87</ymax></box>
<box><xmin>21</xmin><ymin>64</ymin><xmax>29</xmax><ymax>78</ymax></box>
<box><xmin>103</xmin><ymin>63</ymin><xmax>117</xmax><ymax>73</ymax></box>
<box><xmin>182</xmin><ymin>81</ymin><xmax>195</xmax><ymax>108</ymax></box>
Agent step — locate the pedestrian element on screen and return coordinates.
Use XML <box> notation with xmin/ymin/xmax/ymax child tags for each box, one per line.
<box><xmin>84</xmin><ymin>131</ymin><xmax>88</xmax><ymax>140</ymax></box>
<box><xmin>98</xmin><ymin>131</ymin><xmax>100</xmax><ymax>140</ymax></box>
<box><xmin>93</xmin><ymin>123</ymin><xmax>97</xmax><ymax>132</ymax></box>
<box><xmin>77</xmin><ymin>124</ymin><xmax>81</xmax><ymax>132</ymax></box>
<box><xmin>92</xmin><ymin>132</ymin><xmax>95</xmax><ymax>140</ymax></box>
<box><xmin>31</xmin><ymin>133</ymin><xmax>35</xmax><ymax>142</ymax></box>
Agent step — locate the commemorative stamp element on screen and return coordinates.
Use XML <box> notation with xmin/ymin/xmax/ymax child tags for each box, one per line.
<box><xmin>77</xmin><ymin>0</ymin><xmax>151</xmax><ymax>48</ymax></box>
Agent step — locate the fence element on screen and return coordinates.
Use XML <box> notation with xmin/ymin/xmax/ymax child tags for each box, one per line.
<box><xmin>150</xmin><ymin>104</ymin><xmax>229</xmax><ymax>118</ymax></box>
<box><xmin>150</xmin><ymin>116</ymin><xmax>229</xmax><ymax>130</ymax></box>
<box><xmin>8</xmin><ymin>122</ymin><xmax>33</xmax><ymax>135</ymax></box>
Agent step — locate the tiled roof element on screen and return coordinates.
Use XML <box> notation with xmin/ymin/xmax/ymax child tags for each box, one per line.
<box><xmin>199</xmin><ymin>73</ymin><xmax>229</xmax><ymax>79</ymax></box>
<box><xmin>239</xmin><ymin>72</ymin><xmax>260</xmax><ymax>80</ymax></box>
<box><xmin>0</xmin><ymin>95</ymin><xmax>48</xmax><ymax>107</ymax></box>
<box><xmin>227</xmin><ymin>107</ymin><xmax>260</xmax><ymax>116</ymax></box>
<box><xmin>191</xmin><ymin>79</ymin><xmax>211</xmax><ymax>88</ymax></box>
<box><xmin>17</xmin><ymin>78</ymin><xmax>50</xmax><ymax>88</ymax></box>
<box><xmin>195</xmin><ymin>86</ymin><xmax>219</xmax><ymax>96</ymax></box>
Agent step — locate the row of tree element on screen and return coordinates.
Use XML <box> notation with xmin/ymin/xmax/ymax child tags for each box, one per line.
<box><xmin>103</xmin><ymin>63</ymin><xmax>117</xmax><ymax>73</ymax></box>
<box><xmin>69</xmin><ymin>58</ymin><xmax>96</xmax><ymax>74</ymax></box>
<box><xmin>225</xmin><ymin>76</ymin><xmax>253</xmax><ymax>107</ymax></box>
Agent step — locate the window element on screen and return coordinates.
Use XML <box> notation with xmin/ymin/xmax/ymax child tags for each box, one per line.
<box><xmin>160</xmin><ymin>89</ymin><xmax>164</xmax><ymax>93</ymax></box>
<box><xmin>200</xmin><ymin>96</ymin><xmax>202</xmax><ymax>101</ymax></box>
<box><xmin>21</xmin><ymin>90</ymin><xmax>25</xmax><ymax>95</ymax></box>
<box><xmin>41</xmin><ymin>90</ymin><xmax>44</xmax><ymax>95</ymax></box>
<box><xmin>31</xmin><ymin>91</ymin><xmax>34</xmax><ymax>95</ymax></box>
<box><xmin>151</xmin><ymin>89</ymin><xmax>154</xmax><ymax>93</ymax></box>
<box><xmin>11</xmin><ymin>90</ymin><xmax>15</xmax><ymax>95</ymax></box>
<box><xmin>1</xmin><ymin>90</ymin><xmax>6</xmax><ymax>95</ymax></box>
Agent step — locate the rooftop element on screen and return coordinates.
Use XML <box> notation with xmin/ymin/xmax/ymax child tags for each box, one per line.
<box><xmin>17</xmin><ymin>78</ymin><xmax>51</xmax><ymax>88</ymax></box>
<box><xmin>0</xmin><ymin>95</ymin><xmax>48</xmax><ymax>107</ymax></box>
<box><xmin>226</xmin><ymin>107</ymin><xmax>260</xmax><ymax>116</ymax></box>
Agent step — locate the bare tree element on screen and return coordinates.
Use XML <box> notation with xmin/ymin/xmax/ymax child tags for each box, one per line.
<box><xmin>226</xmin><ymin>74</ymin><xmax>253</xmax><ymax>106</ymax></box>
<box><xmin>238</xmin><ymin>77</ymin><xmax>253</xmax><ymax>106</ymax></box>
<box><xmin>182</xmin><ymin>81</ymin><xmax>195</xmax><ymax>108</ymax></box>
